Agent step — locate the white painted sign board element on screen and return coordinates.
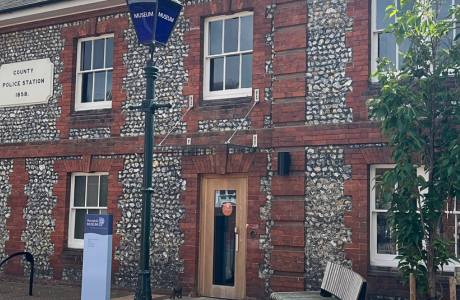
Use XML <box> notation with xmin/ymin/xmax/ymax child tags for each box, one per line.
<box><xmin>0</xmin><ymin>58</ymin><xmax>54</xmax><ymax>107</ymax></box>
<box><xmin>81</xmin><ymin>214</ymin><xmax>113</xmax><ymax>300</ymax></box>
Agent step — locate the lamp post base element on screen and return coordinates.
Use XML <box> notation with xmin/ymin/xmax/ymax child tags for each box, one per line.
<box><xmin>134</xmin><ymin>269</ymin><xmax>152</xmax><ymax>300</ymax></box>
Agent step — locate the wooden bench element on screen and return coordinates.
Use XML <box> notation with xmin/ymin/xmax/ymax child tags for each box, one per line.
<box><xmin>270</xmin><ymin>262</ymin><xmax>367</xmax><ymax>300</ymax></box>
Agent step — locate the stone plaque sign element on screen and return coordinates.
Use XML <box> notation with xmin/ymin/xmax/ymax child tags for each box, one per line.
<box><xmin>0</xmin><ymin>58</ymin><xmax>54</xmax><ymax>107</ymax></box>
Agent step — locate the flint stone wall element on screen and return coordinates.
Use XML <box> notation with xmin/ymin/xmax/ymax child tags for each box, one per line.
<box><xmin>69</xmin><ymin>127</ymin><xmax>111</xmax><ymax>140</ymax></box>
<box><xmin>0</xmin><ymin>159</ymin><xmax>13</xmax><ymax>274</ymax></box>
<box><xmin>121</xmin><ymin>12</ymin><xmax>189</xmax><ymax>137</ymax></box>
<box><xmin>23</xmin><ymin>157</ymin><xmax>58</xmax><ymax>279</ymax></box>
<box><xmin>305</xmin><ymin>146</ymin><xmax>352</xmax><ymax>289</ymax></box>
<box><xmin>115</xmin><ymin>153</ymin><xmax>185</xmax><ymax>289</ymax></box>
<box><xmin>0</xmin><ymin>25</ymin><xmax>66</xmax><ymax>144</ymax></box>
<box><xmin>306</xmin><ymin>0</ymin><xmax>353</xmax><ymax>125</ymax></box>
<box><xmin>198</xmin><ymin>118</ymin><xmax>251</xmax><ymax>132</ymax></box>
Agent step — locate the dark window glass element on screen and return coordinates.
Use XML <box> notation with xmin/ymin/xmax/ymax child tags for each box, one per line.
<box><xmin>240</xmin><ymin>15</ymin><xmax>253</xmax><ymax>51</ymax></box>
<box><xmin>375</xmin><ymin>168</ymin><xmax>394</xmax><ymax>209</ymax></box>
<box><xmin>99</xmin><ymin>175</ymin><xmax>109</xmax><ymax>207</ymax></box>
<box><xmin>74</xmin><ymin>176</ymin><xmax>86</xmax><ymax>207</ymax></box>
<box><xmin>105</xmin><ymin>37</ymin><xmax>114</xmax><ymax>68</ymax></box>
<box><xmin>376</xmin><ymin>0</ymin><xmax>395</xmax><ymax>30</ymax></box>
<box><xmin>74</xmin><ymin>209</ymin><xmax>86</xmax><ymax>239</ymax></box>
<box><xmin>106</xmin><ymin>71</ymin><xmax>113</xmax><ymax>101</ymax></box>
<box><xmin>82</xmin><ymin>73</ymin><xmax>93</xmax><ymax>103</ymax></box>
<box><xmin>241</xmin><ymin>54</ymin><xmax>252</xmax><ymax>88</ymax></box>
<box><xmin>81</xmin><ymin>41</ymin><xmax>92</xmax><ymax>71</ymax></box>
<box><xmin>398</xmin><ymin>38</ymin><xmax>410</xmax><ymax>69</ymax></box>
<box><xmin>209</xmin><ymin>20</ymin><xmax>223</xmax><ymax>55</ymax></box>
<box><xmin>93</xmin><ymin>38</ymin><xmax>105</xmax><ymax>69</ymax></box>
<box><xmin>94</xmin><ymin>71</ymin><xmax>106</xmax><ymax>102</ymax></box>
<box><xmin>213</xmin><ymin>190</ymin><xmax>236</xmax><ymax>286</ymax></box>
<box><xmin>225</xmin><ymin>55</ymin><xmax>240</xmax><ymax>90</ymax></box>
<box><xmin>224</xmin><ymin>18</ymin><xmax>239</xmax><ymax>53</ymax></box>
<box><xmin>210</xmin><ymin>58</ymin><xmax>224</xmax><ymax>91</ymax></box>
<box><xmin>378</xmin><ymin>33</ymin><xmax>396</xmax><ymax>66</ymax></box>
<box><xmin>376</xmin><ymin>213</ymin><xmax>397</xmax><ymax>254</ymax></box>
<box><xmin>86</xmin><ymin>176</ymin><xmax>99</xmax><ymax>207</ymax></box>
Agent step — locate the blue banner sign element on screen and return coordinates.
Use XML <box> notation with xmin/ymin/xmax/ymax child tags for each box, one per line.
<box><xmin>127</xmin><ymin>0</ymin><xmax>183</xmax><ymax>45</ymax></box>
<box><xmin>81</xmin><ymin>214</ymin><xmax>113</xmax><ymax>300</ymax></box>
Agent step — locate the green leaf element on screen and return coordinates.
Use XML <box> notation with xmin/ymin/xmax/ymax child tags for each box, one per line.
<box><xmin>448</xmin><ymin>165</ymin><xmax>454</xmax><ymax>176</ymax></box>
<box><xmin>442</xmin><ymin>159</ymin><xmax>450</xmax><ymax>167</ymax></box>
<box><xmin>388</xmin><ymin>173</ymin><xmax>397</xmax><ymax>187</ymax></box>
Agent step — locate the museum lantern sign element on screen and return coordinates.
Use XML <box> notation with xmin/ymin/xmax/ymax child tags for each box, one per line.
<box><xmin>126</xmin><ymin>0</ymin><xmax>183</xmax><ymax>46</ymax></box>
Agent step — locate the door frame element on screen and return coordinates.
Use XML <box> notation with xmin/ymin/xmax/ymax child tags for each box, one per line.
<box><xmin>198</xmin><ymin>174</ymin><xmax>247</xmax><ymax>299</ymax></box>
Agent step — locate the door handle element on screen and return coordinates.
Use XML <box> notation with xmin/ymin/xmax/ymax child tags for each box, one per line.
<box><xmin>235</xmin><ymin>227</ymin><xmax>239</xmax><ymax>252</ymax></box>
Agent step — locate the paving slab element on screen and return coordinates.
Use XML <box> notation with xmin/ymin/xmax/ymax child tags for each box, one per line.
<box><xmin>0</xmin><ymin>279</ymin><xmax>214</xmax><ymax>300</ymax></box>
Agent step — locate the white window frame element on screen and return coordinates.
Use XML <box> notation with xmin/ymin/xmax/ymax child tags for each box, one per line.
<box><xmin>75</xmin><ymin>34</ymin><xmax>114</xmax><ymax>111</ymax></box>
<box><xmin>370</xmin><ymin>164</ymin><xmax>429</xmax><ymax>266</ymax></box>
<box><xmin>371</xmin><ymin>0</ymin><xmax>459</xmax><ymax>79</ymax></box>
<box><xmin>68</xmin><ymin>172</ymin><xmax>109</xmax><ymax>249</ymax></box>
<box><xmin>203</xmin><ymin>12</ymin><xmax>253</xmax><ymax>101</ymax></box>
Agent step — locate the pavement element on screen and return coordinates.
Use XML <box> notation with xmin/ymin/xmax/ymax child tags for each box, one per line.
<box><xmin>0</xmin><ymin>279</ymin><xmax>210</xmax><ymax>300</ymax></box>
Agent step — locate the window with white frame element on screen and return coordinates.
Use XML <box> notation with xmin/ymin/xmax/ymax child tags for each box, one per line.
<box><xmin>371</xmin><ymin>0</ymin><xmax>459</xmax><ymax>74</ymax></box>
<box><xmin>68</xmin><ymin>173</ymin><xmax>108</xmax><ymax>248</ymax></box>
<box><xmin>446</xmin><ymin>198</ymin><xmax>460</xmax><ymax>267</ymax></box>
<box><xmin>204</xmin><ymin>12</ymin><xmax>253</xmax><ymax>100</ymax></box>
<box><xmin>75</xmin><ymin>35</ymin><xmax>114</xmax><ymax>111</ymax></box>
<box><xmin>370</xmin><ymin>164</ymin><xmax>428</xmax><ymax>266</ymax></box>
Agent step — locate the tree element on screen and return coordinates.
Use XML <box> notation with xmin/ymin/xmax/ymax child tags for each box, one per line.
<box><xmin>367</xmin><ymin>0</ymin><xmax>460</xmax><ymax>298</ymax></box>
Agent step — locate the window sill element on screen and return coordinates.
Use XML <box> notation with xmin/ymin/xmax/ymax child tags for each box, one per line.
<box><xmin>75</xmin><ymin>102</ymin><xmax>112</xmax><ymax>112</ymax></box>
<box><xmin>61</xmin><ymin>248</ymin><xmax>83</xmax><ymax>257</ymax></box>
<box><xmin>369</xmin><ymin>265</ymin><xmax>456</xmax><ymax>277</ymax></box>
<box><xmin>70</xmin><ymin>108</ymin><xmax>112</xmax><ymax>116</ymax></box>
<box><xmin>199</xmin><ymin>96</ymin><xmax>252</xmax><ymax>107</ymax></box>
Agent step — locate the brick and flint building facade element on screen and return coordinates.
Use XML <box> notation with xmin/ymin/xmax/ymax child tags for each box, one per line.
<box><xmin>0</xmin><ymin>0</ymin><xmax>458</xmax><ymax>299</ymax></box>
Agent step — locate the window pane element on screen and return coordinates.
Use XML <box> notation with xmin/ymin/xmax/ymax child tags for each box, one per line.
<box><xmin>100</xmin><ymin>209</ymin><xmax>108</xmax><ymax>215</ymax></box>
<box><xmin>87</xmin><ymin>176</ymin><xmax>99</xmax><ymax>207</ymax></box>
<box><xmin>209</xmin><ymin>20</ymin><xmax>223</xmax><ymax>55</ymax></box>
<box><xmin>398</xmin><ymin>38</ymin><xmax>410</xmax><ymax>69</ymax></box>
<box><xmin>224</xmin><ymin>18</ymin><xmax>239</xmax><ymax>53</ymax></box>
<box><xmin>93</xmin><ymin>39</ymin><xmax>105</xmax><ymax>69</ymax></box>
<box><xmin>213</xmin><ymin>190</ymin><xmax>237</xmax><ymax>286</ymax></box>
<box><xmin>94</xmin><ymin>71</ymin><xmax>106</xmax><ymax>102</ymax></box>
<box><xmin>74</xmin><ymin>176</ymin><xmax>86</xmax><ymax>207</ymax></box>
<box><xmin>437</xmin><ymin>30</ymin><xmax>453</xmax><ymax>59</ymax></box>
<box><xmin>376</xmin><ymin>213</ymin><xmax>397</xmax><ymax>254</ymax></box>
<box><xmin>210</xmin><ymin>58</ymin><xmax>224</xmax><ymax>91</ymax></box>
<box><xmin>437</xmin><ymin>0</ymin><xmax>451</xmax><ymax>20</ymax></box>
<box><xmin>88</xmin><ymin>209</ymin><xmax>99</xmax><ymax>214</ymax></box>
<box><xmin>376</xmin><ymin>0</ymin><xmax>395</xmax><ymax>30</ymax></box>
<box><xmin>378</xmin><ymin>33</ymin><xmax>396</xmax><ymax>66</ymax></box>
<box><xmin>399</xmin><ymin>1</ymin><xmax>413</xmax><ymax>12</ymax></box>
<box><xmin>105</xmin><ymin>37</ymin><xmax>114</xmax><ymax>68</ymax></box>
<box><xmin>241</xmin><ymin>53</ymin><xmax>252</xmax><ymax>88</ymax></box>
<box><xmin>81</xmin><ymin>41</ymin><xmax>92</xmax><ymax>71</ymax></box>
<box><xmin>74</xmin><ymin>209</ymin><xmax>86</xmax><ymax>239</ymax></box>
<box><xmin>82</xmin><ymin>73</ymin><xmax>93</xmax><ymax>103</ymax></box>
<box><xmin>99</xmin><ymin>175</ymin><xmax>108</xmax><ymax>207</ymax></box>
<box><xmin>240</xmin><ymin>15</ymin><xmax>253</xmax><ymax>51</ymax></box>
<box><xmin>225</xmin><ymin>55</ymin><xmax>240</xmax><ymax>90</ymax></box>
<box><xmin>375</xmin><ymin>168</ymin><xmax>393</xmax><ymax>209</ymax></box>
<box><xmin>106</xmin><ymin>71</ymin><xmax>113</xmax><ymax>101</ymax></box>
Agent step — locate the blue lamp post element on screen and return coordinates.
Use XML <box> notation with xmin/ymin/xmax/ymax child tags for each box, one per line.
<box><xmin>125</xmin><ymin>1</ymin><xmax>183</xmax><ymax>299</ymax></box>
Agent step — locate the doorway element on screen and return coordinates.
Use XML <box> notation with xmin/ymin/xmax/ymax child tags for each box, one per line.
<box><xmin>198</xmin><ymin>174</ymin><xmax>247</xmax><ymax>299</ymax></box>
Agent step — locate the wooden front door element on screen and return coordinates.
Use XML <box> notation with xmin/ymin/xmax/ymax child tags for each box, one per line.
<box><xmin>198</xmin><ymin>174</ymin><xmax>247</xmax><ymax>299</ymax></box>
